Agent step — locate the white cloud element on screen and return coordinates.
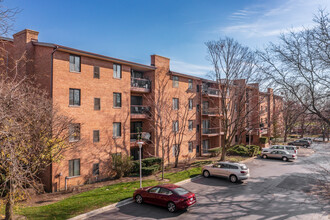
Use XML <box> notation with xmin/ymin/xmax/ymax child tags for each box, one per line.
<box><xmin>221</xmin><ymin>0</ymin><xmax>330</xmax><ymax>38</ymax></box>
<box><xmin>171</xmin><ymin>60</ymin><xmax>213</xmax><ymax>77</ymax></box>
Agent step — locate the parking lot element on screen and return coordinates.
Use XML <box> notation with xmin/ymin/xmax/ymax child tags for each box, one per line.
<box><xmin>88</xmin><ymin>143</ymin><xmax>330</xmax><ymax>220</ymax></box>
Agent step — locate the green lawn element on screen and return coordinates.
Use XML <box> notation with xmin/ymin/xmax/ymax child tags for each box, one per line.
<box><xmin>18</xmin><ymin>167</ymin><xmax>202</xmax><ymax>220</ymax></box>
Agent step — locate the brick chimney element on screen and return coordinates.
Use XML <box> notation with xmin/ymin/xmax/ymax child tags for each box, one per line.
<box><xmin>13</xmin><ymin>29</ymin><xmax>39</xmax><ymax>45</ymax></box>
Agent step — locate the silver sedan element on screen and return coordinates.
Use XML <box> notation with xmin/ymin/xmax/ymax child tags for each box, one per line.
<box><xmin>261</xmin><ymin>150</ymin><xmax>297</xmax><ymax>161</ymax></box>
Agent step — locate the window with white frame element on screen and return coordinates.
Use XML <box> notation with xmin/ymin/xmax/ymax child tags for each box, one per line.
<box><xmin>113</xmin><ymin>63</ymin><xmax>122</xmax><ymax>79</ymax></box>
<box><xmin>173</xmin><ymin>76</ymin><xmax>179</xmax><ymax>88</ymax></box>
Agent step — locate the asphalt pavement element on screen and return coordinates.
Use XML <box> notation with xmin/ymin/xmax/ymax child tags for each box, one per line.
<box><xmin>87</xmin><ymin>143</ymin><xmax>330</xmax><ymax>220</ymax></box>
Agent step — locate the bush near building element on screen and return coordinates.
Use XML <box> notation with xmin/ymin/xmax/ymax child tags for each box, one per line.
<box><xmin>132</xmin><ymin>157</ymin><xmax>162</xmax><ymax>176</ymax></box>
<box><xmin>208</xmin><ymin>147</ymin><xmax>221</xmax><ymax>157</ymax></box>
<box><xmin>227</xmin><ymin>145</ymin><xmax>260</xmax><ymax>157</ymax></box>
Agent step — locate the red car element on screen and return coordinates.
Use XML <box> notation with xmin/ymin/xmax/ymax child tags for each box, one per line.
<box><xmin>133</xmin><ymin>184</ymin><xmax>196</xmax><ymax>212</ymax></box>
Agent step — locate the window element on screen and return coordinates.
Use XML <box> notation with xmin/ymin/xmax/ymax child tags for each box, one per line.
<box><xmin>94</xmin><ymin>98</ymin><xmax>100</xmax><ymax>110</ymax></box>
<box><xmin>69</xmin><ymin>55</ymin><xmax>81</xmax><ymax>72</ymax></box>
<box><xmin>173</xmin><ymin>144</ymin><xmax>178</xmax><ymax>156</ymax></box>
<box><xmin>188</xmin><ymin>142</ymin><xmax>193</xmax><ymax>152</ymax></box>
<box><xmin>235</xmin><ymin>135</ymin><xmax>238</xmax><ymax>143</ymax></box>
<box><xmin>93</xmin><ymin>163</ymin><xmax>99</xmax><ymax>175</ymax></box>
<box><xmin>196</xmin><ymin>85</ymin><xmax>200</xmax><ymax>92</ymax></box>
<box><xmin>149</xmin><ymin>187</ymin><xmax>160</xmax><ymax>193</ymax></box>
<box><xmin>196</xmin><ymin>145</ymin><xmax>199</xmax><ymax>153</ymax></box>
<box><xmin>113</xmin><ymin>63</ymin><xmax>122</xmax><ymax>79</ymax></box>
<box><xmin>196</xmin><ymin>104</ymin><xmax>200</xmax><ymax>112</ymax></box>
<box><xmin>196</xmin><ymin>124</ymin><xmax>200</xmax><ymax>132</ymax></box>
<box><xmin>235</xmin><ymin>104</ymin><xmax>237</xmax><ymax>112</ymax></box>
<box><xmin>188</xmin><ymin>79</ymin><xmax>193</xmax><ymax>89</ymax></box>
<box><xmin>188</xmin><ymin>99</ymin><xmax>193</xmax><ymax>110</ymax></box>
<box><xmin>113</xmin><ymin>122</ymin><xmax>121</xmax><ymax>137</ymax></box>
<box><xmin>69</xmin><ymin>123</ymin><xmax>80</xmax><ymax>142</ymax></box>
<box><xmin>69</xmin><ymin>159</ymin><xmax>80</xmax><ymax>177</ymax></box>
<box><xmin>113</xmin><ymin>93</ymin><xmax>122</xmax><ymax>107</ymax></box>
<box><xmin>94</xmin><ymin>66</ymin><xmax>100</xmax><ymax>79</ymax></box>
<box><xmin>159</xmin><ymin>187</ymin><xmax>173</xmax><ymax>195</ymax></box>
<box><xmin>69</xmin><ymin>89</ymin><xmax>81</xmax><ymax>106</ymax></box>
<box><xmin>173</xmin><ymin>121</ymin><xmax>179</xmax><ymax>132</ymax></box>
<box><xmin>93</xmin><ymin>130</ymin><xmax>100</xmax><ymax>143</ymax></box>
<box><xmin>188</xmin><ymin>120</ymin><xmax>193</xmax><ymax>131</ymax></box>
<box><xmin>173</xmin><ymin>98</ymin><xmax>179</xmax><ymax>110</ymax></box>
<box><xmin>173</xmin><ymin>76</ymin><xmax>179</xmax><ymax>88</ymax></box>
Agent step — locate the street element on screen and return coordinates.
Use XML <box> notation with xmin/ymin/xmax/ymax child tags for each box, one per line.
<box><xmin>89</xmin><ymin>143</ymin><xmax>330</xmax><ymax>220</ymax></box>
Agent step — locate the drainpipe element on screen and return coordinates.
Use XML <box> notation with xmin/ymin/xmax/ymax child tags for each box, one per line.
<box><xmin>50</xmin><ymin>46</ymin><xmax>58</xmax><ymax>98</ymax></box>
<box><xmin>50</xmin><ymin>46</ymin><xmax>58</xmax><ymax>192</ymax></box>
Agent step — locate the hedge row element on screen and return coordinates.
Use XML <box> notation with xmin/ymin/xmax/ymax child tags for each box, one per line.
<box><xmin>227</xmin><ymin>145</ymin><xmax>261</xmax><ymax>157</ymax></box>
<box><xmin>132</xmin><ymin>157</ymin><xmax>162</xmax><ymax>175</ymax></box>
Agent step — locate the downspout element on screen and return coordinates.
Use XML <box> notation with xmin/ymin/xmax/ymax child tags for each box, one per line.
<box><xmin>51</xmin><ymin>46</ymin><xmax>58</xmax><ymax>98</ymax></box>
<box><xmin>50</xmin><ymin>46</ymin><xmax>58</xmax><ymax>192</ymax></box>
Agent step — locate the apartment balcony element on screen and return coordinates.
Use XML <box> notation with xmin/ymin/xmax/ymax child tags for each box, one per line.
<box><xmin>130</xmin><ymin>132</ymin><xmax>151</xmax><ymax>143</ymax></box>
<box><xmin>131</xmin><ymin>78</ymin><xmax>151</xmax><ymax>93</ymax></box>
<box><xmin>131</xmin><ymin>105</ymin><xmax>150</xmax><ymax>119</ymax></box>
<box><xmin>202</xmin><ymin>108</ymin><xmax>221</xmax><ymax>117</ymax></box>
<box><xmin>202</xmin><ymin>128</ymin><xmax>221</xmax><ymax>137</ymax></box>
<box><xmin>202</xmin><ymin>88</ymin><xmax>220</xmax><ymax>97</ymax></box>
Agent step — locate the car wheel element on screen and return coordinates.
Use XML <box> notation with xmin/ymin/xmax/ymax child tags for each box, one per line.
<box><xmin>203</xmin><ymin>170</ymin><xmax>210</xmax><ymax>178</ymax></box>
<box><xmin>282</xmin><ymin>157</ymin><xmax>288</xmax><ymax>162</ymax></box>
<box><xmin>262</xmin><ymin>154</ymin><xmax>267</xmax><ymax>159</ymax></box>
<box><xmin>229</xmin><ymin>174</ymin><xmax>238</xmax><ymax>183</ymax></box>
<box><xmin>167</xmin><ymin>202</ymin><xmax>176</xmax><ymax>213</ymax></box>
<box><xmin>135</xmin><ymin>194</ymin><xmax>143</xmax><ymax>204</ymax></box>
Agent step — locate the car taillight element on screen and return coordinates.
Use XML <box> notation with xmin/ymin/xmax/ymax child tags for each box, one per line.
<box><xmin>294</xmin><ymin>150</ymin><xmax>296</xmax><ymax>153</ymax></box>
<box><xmin>240</xmin><ymin>171</ymin><xmax>246</xmax><ymax>174</ymax></box>
<box><xmin>292</xmin><ymin>155</ymin><xmax>295</xmax><ymax>157</ymax></box>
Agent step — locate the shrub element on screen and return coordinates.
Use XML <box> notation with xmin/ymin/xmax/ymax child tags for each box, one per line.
<box><xmin>259</xmin><ymin>137</ymin><xmax>268</xmax><ymax>144</ymax></box>
<box><xmin>142</xmin><ymin>164</ymin><xmax>160</xmax><ymax>176</ymax></box>
<box><xmin>131</xmin><ymin>157</ymin><xmax>162</xmax><ymax>174</ymax></box>
<box><xmin>111</xmin><ymin>154</ymin><xmax>133</xmax><ymax>179</ymax></box>
<box><xmin>227</xmin><ymin>145</ymin><xmax>249</xmax><ymax>156</ymax></box>
<box><xmin>208</xmin><ymin>147</ymin><xmax>221</xmax><ymax>157</ymax></box>
<box><xmin>191</xmin><ymin>160</ymin><xmax>213</xmax><ymax>167</ymax></box>
<box><xmin>247</xmin><ymin>145</ymin><xmax>260</xmax><ymax>157</ymax></box>
<box><xmin>143</xmin><ymin>157</ymin><xmax>162</xmax><ymax>166</ymax></box>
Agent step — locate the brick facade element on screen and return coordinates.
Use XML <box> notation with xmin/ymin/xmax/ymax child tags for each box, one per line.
<box><xmin>0</xmin><ymin>29</ymin><xmax>284</xmax><ymax>191</ymax></box>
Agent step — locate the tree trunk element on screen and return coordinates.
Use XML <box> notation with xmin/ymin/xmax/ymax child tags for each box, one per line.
<box><xmin>284</xmin><ymin>129</ymin><xmax>288</xmax><ymax>143</ymax></box>
<box><xmin>220</xmin><ymin>146</ymin><xmax>226</xmax><ymax>161</ymax></box>
<box><xmin>161</xmin><ymin>148</ymin><xmax>165</xmax><ymax>180</ymax></box>
<box><xmin>5</xmin><ymin>190</ymin><xmax>13</xmax><ymax>220</ymax></box>
<box><xmin>174</xmin><ymin>155</ymin><xmax>179</xmax><ymax>168</ymax></box>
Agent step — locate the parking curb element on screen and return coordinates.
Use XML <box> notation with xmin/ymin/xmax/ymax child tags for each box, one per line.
<box><xmin>240</xmin><ymin>156</ymin><xmax>257</xmax><ymax>164</ymax></box>
<box><xmin>69</xmin><ymin>175</ymin><xmax>202</xmax><ymax>220</ymax></box>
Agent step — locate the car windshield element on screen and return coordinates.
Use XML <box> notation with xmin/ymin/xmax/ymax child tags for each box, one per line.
<box><xmin>173</xmin><ymin>187</ymin><xmax>189</xmax><ymax>195</ymax></box>
<box><xmin>240</xmin><ymin>165</ymin><xmax>248</xmax><ymax>170</ymax></box>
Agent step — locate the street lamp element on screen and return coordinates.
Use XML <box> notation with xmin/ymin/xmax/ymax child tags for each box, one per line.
<box><xmin>137</xmin><ymin>141</ymin><xmax>144</xmax><ymax>188</ymax></box>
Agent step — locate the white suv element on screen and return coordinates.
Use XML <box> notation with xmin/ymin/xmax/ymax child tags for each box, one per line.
<box><xmin>202</xmin><ymin>162</ymin><xmax>250</xmax><ymax>183</ymax></box>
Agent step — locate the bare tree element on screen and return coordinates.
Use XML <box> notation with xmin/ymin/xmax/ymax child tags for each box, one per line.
<box><xmin>205</xmin><ymin>37</ymin><xmax>260</xmax><ymax>161</ymax></box>
<box><xmin>0</xmin><ymin>47</ymin><xmax>78</xmax><ymax>220</ymax></box>
<box><xmin>144</xmin><ymin>70</ymin><xmax>172</xmax><ymax>179</ymax></box>
<box><xmin>281</xmin><ymin>92</ymin><xmax>306</xmax><ymax>142</ymax></box>
<box><xmin>257</xmin><ymin>9</ymin><xmax>330</xmax><ymax>127</ymax></box>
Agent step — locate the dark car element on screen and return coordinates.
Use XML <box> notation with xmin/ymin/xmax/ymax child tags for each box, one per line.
<box><xmin>288</xmin><ymin>140</ymin><xmax>310</xmax><ymax>148</ymax></box>
<box><xmin>133</xmin><ymin>184</ymin><xmax>196</xmax><ymax>212</ymax></box>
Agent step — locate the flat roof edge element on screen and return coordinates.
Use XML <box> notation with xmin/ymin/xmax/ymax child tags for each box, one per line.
<box><xmin>32</xmin><ymin>41</ymin><xmax>156</xmax><ymax>70</ymax></box>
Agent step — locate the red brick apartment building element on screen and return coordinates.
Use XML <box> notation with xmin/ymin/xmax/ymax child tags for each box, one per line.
<box><xmin>0</xmin><ymin>29</ymin><xmax>283</xmax><ymax>192</ymax></box>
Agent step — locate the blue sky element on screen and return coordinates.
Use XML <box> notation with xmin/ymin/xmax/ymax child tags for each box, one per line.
<box><xmin>3</xmin><ymin>0</ymin><xmax>330</xmax><ymax>77</ymax></box>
